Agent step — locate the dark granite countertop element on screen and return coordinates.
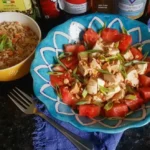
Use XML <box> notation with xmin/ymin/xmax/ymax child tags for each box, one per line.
<box><xmin>0</xmin><ymin>14</ymin><xmax>150</xmax><ymax>150</ymax></box>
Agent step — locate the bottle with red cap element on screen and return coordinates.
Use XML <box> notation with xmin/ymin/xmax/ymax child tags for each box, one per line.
<box><xmin>58</xmin><ymin>0</ymin><xmax>91</xmax><ymax>20</ymax></box>
<box><xmin>58</xmin><ymin>0</ymin><xmax>90</xmax><ymax>15</ymax></box>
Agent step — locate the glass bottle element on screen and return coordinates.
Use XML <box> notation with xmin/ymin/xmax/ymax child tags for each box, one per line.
<box><xmin>116</xmin><ymin>0</ymin><xmax>147</xmax><ymax>20</ymax></box>
<box><xmin>90</xmin><ymin>0</ymin><xmax>117</xmax><ymax>14</ymax></box>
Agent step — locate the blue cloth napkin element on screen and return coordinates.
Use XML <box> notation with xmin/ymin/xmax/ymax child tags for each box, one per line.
<box><xmin>33</xmin><ymin>103</ymin><xmax>123</xmax><ymax>150</ymax></box>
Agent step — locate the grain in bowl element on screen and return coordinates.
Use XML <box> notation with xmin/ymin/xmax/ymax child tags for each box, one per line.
<box><xmin>0</xmin><ymin>21</ymin><xmax>39</xmax><ymax>70</ymax></box>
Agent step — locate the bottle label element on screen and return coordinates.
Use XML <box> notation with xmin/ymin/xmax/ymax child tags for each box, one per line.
<box><xmin>63</xmin><ymin>1</ymin><xmax>87</xmax><ymax>14</ymax></box>
<box><xmin>0</xmin><ymin>0</ymin><xmax>32</xmax><ymax>11</ymax></box>
<box><xmin>117</xmin><ymin>0</ymin><xmax>147</xmax><ymax>17</ymax></box>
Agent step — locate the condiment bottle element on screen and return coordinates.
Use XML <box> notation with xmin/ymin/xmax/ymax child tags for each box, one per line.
<box><xmin>90</xmin><ymin>0</ymin><xmax>116</xmax><ymax>14</ymax></box>
<box><xmin>58</xmin><ymin>0</ymin><xmax>90</xmax><ymax>15</ymax></box>
<box><xmin>116</xmin><ymin>0</ymin><xmax>147</xmax><ymax>20</ymax></box>
<box><xmin>39</xmin><ymin>0</ymin><xmax>60</xmax><ymax>19</ymax></box>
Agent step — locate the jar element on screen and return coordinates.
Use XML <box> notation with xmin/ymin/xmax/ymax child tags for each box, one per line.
<box><xmin>58</xmin><ymin>0</ymin><xmax>89</xmax><ymax>15</ymax></box>
<box><xmin>116</xmin><ymin>0</ymin><xmax>147</xmax><ymax>19</ymax></box>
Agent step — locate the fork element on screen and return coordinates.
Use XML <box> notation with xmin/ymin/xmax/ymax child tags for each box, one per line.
<box><xmin>8</xmin><ymin>87</ymin><xmax>94</xmax><ymax>150</ymax></box>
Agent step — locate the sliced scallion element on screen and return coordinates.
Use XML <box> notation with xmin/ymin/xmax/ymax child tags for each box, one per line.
<box><xmin>126</xmin><ymin>85</ymin><xmax>135</xmax><ymax>94</ymax></box>
<box><xmin>82</xmin><ymin>89</ymin><xmax>88</xmax><ymax>98</ymax></box>
<box><xmin>104</xmin><ymin>101</ymin><xmax>113</xmax><ymax>111</ymax></box>
<box><xmin>76</xmin><ymin>100</ymin><xmax>90</xmax><ymax>105</ymax></box>
<box><xmin>99</xmin><ymin>86</ymin><xmax>109</xmax><ymax>95</ymax></box>
<box><xmin>54</xmin><ymin>56</ymin><xmax>68</xmax><ymax>70</ymax></box>
<box><xmin>125</xmin><ymin>94</ymin><xmax>136</xmax><ymax>100</ymax></box>
<box><xmin>142</xmin><ymin>51</ymin><xmax>149</xmax><ymax>61</ymax></box>
<box><xmin>97</xmin><ymin>69</ymin><xmax>112</xmax><ymax>74</ymax></box>
<box><xmin>124</xmin><ymin>60</ymin><xmax>146</xmax><ymax>67</ymax></box>
<box><xmin>119</xmin><ymin>65</ymin><xmax>127</xmax><ymax>78</ymax></box>
<box><xmin>55</xmin><ymin>85</ymin><xmax>62</xmax><ymax>98</ymax></box>
<box><xmin>48</xmin><ymin>72</ymin><xmax>63</xmax><ymax>75</ymax></box>
<box><xmin>121</xmin><ymin>26</ymin><xmax>129</xmax><ymax>35</ymax></box>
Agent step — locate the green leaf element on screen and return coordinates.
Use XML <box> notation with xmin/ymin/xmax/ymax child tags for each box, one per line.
<box><xmin>55</xmin><ymin>85</ymin><xmax>62</xmax><ymax>99</ymax></box>
<box><xmin>97</xmin><ymin>69</ymin><xmax>112</xmax><ymax>74</ymax></box>
<box><xmin>48</xmin><ymin>72</ymin><xmax>63</xmax><ymax>75</ymax></box>
<box><xmin>99</xmin><ymin>22</ymin><xmax>106</xmax><ymax>34</ymax></box>
<box><xmin>76</xmin><ymin>100</ymin><xmax>90</xmax><ymax>105</ymax></box>
<box><xmin>58</xmin><ymin>52</ymin><xmax>72</xmax><ymax>59</ymax></box>
<box><xmin>54</xmin><ymin>57</ymin><xmax>68</xmax><ymax>70</ymax></box>
<box><xmin>117</xmin><ymin>53</ymin><xmax>125</xmax><ymax>63</ymax></box>
<box><xmin>119</xmin><ymin>65</ymin><xmax>127</xmax><ymax>78</ymax></box>
<box><xmin>121</xmin><ymin>26</ymin><xmax>129</xmax><ymax>35</ymax></box>
<box><xmin>125</xmin><ymin>94</ymin><xmax>136</xmax><ymax>100</ymax></box>
<box><xmin>114</xmin><ymin>42</ymin><xmax>119</xmax><ymax>48</ymax></box>
<box><xmin>104</xmin><ymin>101</ymin><xmax>113</xmax><ymax>111</ymax></box>
<box><xmin>124</xmin><ymin>60</ymin><xmax>146</xmax><ymax>67</ymax></box>
<box><xmin>99</xmin><ymin>86</ymin><xmax>109</xmax><ymax>95</ymax></box>
<box><xmin>73</xmin><ymin>67</ymin><xmax>77</xmax><ymax>75</ymax></box>
<box><xmin>126</xmin><ymin>85</ymin><xmax>135</xmax><ymax>94</ymax></box>
<box><xmin>142</xmin><ymin>51</ymin><xmax>149</xmax><ymax>61</ymax></box>
<box><xmin>82</xmin><ymin>89</ymin><xmax>88</xmax><ymax>98</ymax></box>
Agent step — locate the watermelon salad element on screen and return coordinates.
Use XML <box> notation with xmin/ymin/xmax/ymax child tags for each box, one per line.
<box><xmin>49</xmin><ymin>27</ymin><xmax>150</xmax><ymax>119</ymax></box>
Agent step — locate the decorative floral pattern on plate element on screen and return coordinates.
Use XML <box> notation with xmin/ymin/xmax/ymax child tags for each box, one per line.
<box><xmin>31</xmin><ymin>13</ymin><xmax>150</xmax><ymax>133</ymax></box>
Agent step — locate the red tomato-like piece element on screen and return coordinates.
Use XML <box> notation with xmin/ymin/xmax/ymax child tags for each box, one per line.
<box><xmin>101</xmin><ymin>28</ymin><xmax>121</xmax><ymax>42</ymax></box>
<box><xmin>139</xmin><ymin>87</ymin><xmax>150</xmax><ymax>102</ymax></box>
<box><xmin>64</xmin><ymin>44</ymin><xmax>86</xmax><ymax>54</ymax></box>
<box><xmin>60</xmin><ymin>86</ymin><xmax>77</xmax><ymax>106</ymax></box>
<box><xmin>125</xmin><ymin>93</ymin><xmax>144</xmax><ymax>110</ymax></box>
<box><xmin>83</xmin><ymin>28</ymin><xmax>99</xmax><ymax>48</ymax></box>
<box><xmin>105</xmin><ymin>103</ymin><xmax>128</xmax><ymax>118</ymax></box>
<box><xmin>79</xmin><ymin>104</ymin><xmax>101</xmax><ymax>118</ymax></box>
<box><xmin>118</xmin><ymin>34</ymin><xmax>132</xmax><ymax>53</ymax></box>
<box><xmin>130</xmin><ymin>47</ymin><xmax>143</xmax><ymax>60</ymax></box>
<box><xmin>50</xmin><ymin>72</ymin><xmax>72</xmax><ymax>87</ymax></box>
<box><xmin>60</xmin><ymin>56</ymin><xmax>78</xmax><ymax>70</ymax></box>
<box><xmin>139</xmin><ymin>75</ymin><xmax>150</xmax><ymax>87</ymax></box>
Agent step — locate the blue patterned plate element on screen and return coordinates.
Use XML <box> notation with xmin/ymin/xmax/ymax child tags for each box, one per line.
<box><xmin>30</xmin><ymin>13</ymin><xmax>150</xmax><ymax>133</ymax></box>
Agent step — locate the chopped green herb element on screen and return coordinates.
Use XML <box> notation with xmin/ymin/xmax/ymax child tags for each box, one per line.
<box><xmin>119</xmin><ymin>65</ymin><xmax>127</xmax><ymax>78</ymax></box>
<box><xmin>104</xmin><ymin>101</ymin><xmax>113</xmax><ymax>111</ymax></box>
<box><xmin>142</xmin><ymin>51</ymin><xmax>149</xmax><ymax>61</ymax></box>
<box><xmin>82</xmin><ymin>89</ymin><xmax>88</xmax><ymax>98</ymax></box>
<box><xmin>124</xmin><ymin>60</ymin><xmax>146</xmax><ymax>67</ymax></box>
<box><xmin>54</xmin><ymin>57</ymin><xmax>68</xmax><ymax>70</ymax></box>
<box><xmin>76</xmin><ymin>100</ymin><xmax>90</xmax><ymax>105</ymax></box>
<box><xmin>99</xmin><ymin>22</ymin><xmax>106</xmax><ymax>34</ymax></box>
<box><xmin>125</xmin><ymin>94</ymin><xmax>136</xmax><ymax>100</ymax></box>
<box><xmin>73</xmin><ymin>67</ymin><xmax>77</xmax><ymax>75</ymax></box>
<box><xmin>126</xmin><ymin>85</ymin><xmax>135</xmax><ymax>94</ymax></box>
<box><xmin>99</xmin><ymin>86</ymin><xmax>109</xmax><ymax>95</ymax></box>
<box><xmin>121</xmin><ymin>26</ymin><xmax>129</xmax><ymax>35</ymax></box>
<box><xmin>48</xmin><ymin>72</ymin><xmax>63</xmax><ymax>75</ymax></box>
<box><xmin>55</xmin><ymin>85</ymin><xmax>62</xmax><ymax>98</ymax></box>
<box><xmin>97</xmin><ymin>69</ymin><xmax>112</xmax><ymax>74</ymax></box>
<box><xmin>0</xmin><ymin>34</ymin><xmax>14</xmax><ymax>51</ymax></box>
<box><xmin>114</xmin><ymin>42</ymin><xmax>119</xmax><ymax>48</ymax></box>
<box><xmin>117</xmin><ymin>53</ymin><xmax>125</xmax><ymax>63</ymax></box>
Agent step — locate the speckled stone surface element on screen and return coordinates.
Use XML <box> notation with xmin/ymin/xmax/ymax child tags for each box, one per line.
<box><xmin>0</xmin><ymin>74</ymin><xmax>35</xmax><ymax>150</ymax></box>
